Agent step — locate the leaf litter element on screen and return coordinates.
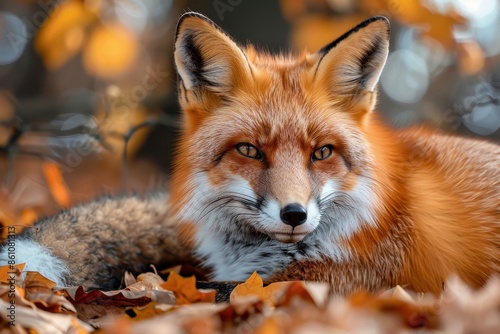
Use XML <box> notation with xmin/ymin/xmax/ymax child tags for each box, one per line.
<box><xmin>0</xmin><ymin>265</ymin><xmax>498</xmax><ymax>333</ymax></box>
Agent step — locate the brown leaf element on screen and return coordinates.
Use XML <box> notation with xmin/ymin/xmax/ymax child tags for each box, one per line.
<box><xmin>124</xmin><ymin>302</ymin><xmax>174</xmax><ymax>321</ymax></box>
<box><xmin>349</xmin><ymin>291</ymin><xmax>439</xmax><ymax>329</ymax></box>
<box><xmin>62</xmin><ymin>285</ymin><xmax>164</xmax><ymax>325</ymax></box>
<box><xmin>0</xmin><ymin>284</ymin><xmax>29</xmax><ymax>308</ymax></box>
<box><xmin>0</xmin><ymin>298</ymin><xmax>93</xmax><ymax>333</ymax></box>
<box><xmin>218</xmin><ymin>299</ymin><xmax>266</xmax><ymax>332</ymax></box>
<box><xmin>65</xmin><ymin>286</ymin><xmax>151</xmax><ymax>307</ymax></box>
<box><xmin>21</xmin><ymin>271</ymin><xmax>76</xmax><ymax>314</ymax></box>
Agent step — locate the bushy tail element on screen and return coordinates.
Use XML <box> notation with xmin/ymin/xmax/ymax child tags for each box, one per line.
<box><xmin>0</xmin><ymin>192</ymin><xmax>196</xmax><ymax>289</ymax></box>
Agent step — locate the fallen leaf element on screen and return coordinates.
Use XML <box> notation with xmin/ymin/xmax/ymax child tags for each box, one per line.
<box><xmin>124</xmin><ymin>302</ymin><xmax>174</xmax><ymax>321</ymax></box>
<box><xmin>218</xmin><ymin>299</ymin><xmax>266</xmax><ymax>332</ymax></box>
<box><xmin>102</xmin><ymin>303</ymin><xmax>226</xmax><ymax>334</ymax></box>
<box><xmin>349</xmin><ymin>291</ymin><xmax>439</xmax><ymax>329</ymax></box>
<box><xmin>0</xmin><ymin>284</ymin><xmax>29</xmax><ymax>308</ymax></box>
<box><xmin>230</xmin><ymin>272</ymin><xmax>293</xmax><ymax>307</ymax></box>
<box><xmin>124</xmin><ymin>271</ymin><xmax>137</xmax><ymax>287</ymax></box>
<box><xmin>275</xmin><ymin>281</ymin><xmax>317</xmax><ymax>307</ymax></box>
<box><xmin>160</xmin><ymin>272</ymin><xmax>215</xmax><ymax>305</ymax></box>
<box><xmin>136</xmin><ymin>272</ymin><xmax>166</xmax><ymax>286</ymax></box>
<box><xmin>23</xmin><ymin>271</ymin><xmax>56</xmax><ymax>292</ymax></box>
<box><xmin>21</xmin><ymin>271</ymin><xmax>76</xmax><ymax>314</ymax></box>
<box><xmin>64</xmin><ymin>286</ymin><xmax>153</xmax><ymax>307</ymax></box>
<box><xmin>62</xmin><ymin>285</ymin><xmax>168</xmax><ymax>325</ymax></box>
<box><xmin>0</xmin><ymin>263</ymin><xmax>25</xmax><ymax>285</ymax></box>
<box><xmin>0</xmin><ymin>298</ymin><xmax>93</xmax><ymax>333</ymax></box>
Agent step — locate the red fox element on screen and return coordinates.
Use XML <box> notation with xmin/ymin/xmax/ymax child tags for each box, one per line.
<box><xmin>1</xmin><ymin>13</ymin><xmax>499</xmax><ymax>295</ymax></box>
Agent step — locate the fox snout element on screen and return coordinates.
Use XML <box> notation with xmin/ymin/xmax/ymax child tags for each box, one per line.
<box><xmin>280</xmin><ymin>203</ymin><xmax>308</xmax><ymax>227</ymax></box>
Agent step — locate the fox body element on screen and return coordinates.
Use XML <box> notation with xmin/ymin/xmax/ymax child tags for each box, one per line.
<box><xmin>1</xmin><ymin>13</ymin><xmax>498</xmax><ymax>295</ymax></box>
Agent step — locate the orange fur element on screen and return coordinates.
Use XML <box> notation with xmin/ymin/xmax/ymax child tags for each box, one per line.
<box><xmin>171</xmin><ymin>13</ymin><xmax>499</xmax><ymax>294</ymax></box>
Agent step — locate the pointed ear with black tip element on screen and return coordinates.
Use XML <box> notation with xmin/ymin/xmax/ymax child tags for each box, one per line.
<box><xmin>174</xmin><ymin>12</ymin><xmax>253</xmax><ymax>106</ymax></box>
<box><xmin>311</xmin><ymin>17</ymin><xmax>390</xmax><ymax>113</ymax></box>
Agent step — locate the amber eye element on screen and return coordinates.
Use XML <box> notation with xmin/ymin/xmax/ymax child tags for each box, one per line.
<box><xmin>236</xmin><ymin>143</ymin><xmax>262</xmax><ymax>159</ymax></box>
<box><xmin>312</xmin><ymin>145</ymin><xmax>333</xmax><ymax>161</ymax></box>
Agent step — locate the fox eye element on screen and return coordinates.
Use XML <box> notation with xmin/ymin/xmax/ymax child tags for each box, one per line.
<box><xmin>312</xmin><ymin>145</ymin><xmax>333</xmax><ymax>161</ymax></box>
<box><xmin>236</xmin><ymin>143</ymin><xmax>262</xmax><ymax>159</ymax></box>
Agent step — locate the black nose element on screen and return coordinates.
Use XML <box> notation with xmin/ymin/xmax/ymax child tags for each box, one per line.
<box><xmin>280</xmin><ymin>203</ymin><xmax>307</xmax><ymax>228</ymax></box>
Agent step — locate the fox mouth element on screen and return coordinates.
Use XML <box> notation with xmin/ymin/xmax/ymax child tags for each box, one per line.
<box><xmin>272</xmin><ymin>232</ymin><xmax>308</xmax><ymax>243</ymax></box>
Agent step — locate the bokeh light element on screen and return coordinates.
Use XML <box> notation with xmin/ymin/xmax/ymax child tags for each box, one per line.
<box><xmin>381</xmin><ymin>49</ymin><xmax>430</xmax><ymax>104</ymax></box>
<box><xmin>0</xmin><ymin>12</ymin><xmax>27</xmax><ymax>65</ymax></box>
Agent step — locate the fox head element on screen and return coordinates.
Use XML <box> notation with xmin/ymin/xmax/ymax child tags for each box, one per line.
<box><xmin>171</xmin><ymin>12</ymin><xmax>391</xmax><ymax>249</ymax></box>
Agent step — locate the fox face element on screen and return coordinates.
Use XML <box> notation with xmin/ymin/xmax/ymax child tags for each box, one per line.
<box><xmin>171</xmin><ymin>13</ymin><xmax>392</xmax><ymax>279</ymax></box>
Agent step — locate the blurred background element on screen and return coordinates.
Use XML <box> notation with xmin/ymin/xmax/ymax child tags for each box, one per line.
<box><xmin>0</xmin><ymin>0</ymin><xmax>499</xmax><ymax>236</ymax></box>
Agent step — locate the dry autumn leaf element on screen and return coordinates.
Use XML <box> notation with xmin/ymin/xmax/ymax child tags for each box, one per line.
<box><xmin>123</xmin><ymin>302</ymin><xmax>174</xmax><ymax>321</ymax></box>
<box><xmin>23</xmin><ymin>271</ymin><xmax>56</xmax><ymax>293</ymax></box>
<box><xmin>230</xmin><ymin>271</ymin><xmax>295</xmax><ymax>307</ymax></box>
<box><xmin>0</xmin><ymin>263</ymin><xmax>25</xmax><ymax>285</ymax></box>
<box><xmin>0</xmin><ymin>298</ymin><xmax>93</xmax><ymax>333</ymax></box>
<box><xmin>126</xmin><ymin>273</ymin><xmax>176</xmax><ymax>305</ymax></box>
<box><xmin>160</xmin><ymin>271</ymin><xmax>216</xmax><ymax>305</ymax></box>
<box><xmin>22</xmin><ymin>271</ymin><xmax>77</xmax><ymax>314</ymax></box>
<box><xmin>62</xmin><ymin>284</ymin><xmax>173</xmax><ymax>326</ymax></box>
<box><xmin>275</xmin><ymin>281</ymin><xmax>318</xmax><ymax>308</ymax></box>
<box><xmin>64</xmin><ymin>286</ymin><xmax>155</xmax><ymax>307</ymax></box>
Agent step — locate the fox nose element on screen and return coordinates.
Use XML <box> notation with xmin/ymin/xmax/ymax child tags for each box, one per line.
<box><xmin>280</xmin><ymin>203</ymin><xmax>307</xmax><ymax>228</ymax></box>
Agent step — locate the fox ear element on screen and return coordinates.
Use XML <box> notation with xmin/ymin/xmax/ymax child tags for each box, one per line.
<box><xmin>312</xmin><ymin>17</ymin><xmax>390</xmax><ymax>106</ymax></box>
<box><xmin>174</xmin><ymin>12</ymin><xmax>253</xmax><ymax>96</ymax></box>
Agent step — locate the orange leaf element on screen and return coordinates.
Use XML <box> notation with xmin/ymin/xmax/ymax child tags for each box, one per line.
<box><xmin>160</xmin><ymin>272</ymin><xmax>215</xmax><ymax>305</ymax></box>
<box><xmin>83</xmin><ymin>23</ymin><xmax>138</xmax><ymax>79</ymax></box>
<box><xmin>42</xmin><ymin>162</ymin><xmax>72</xmax><ymax>208</ymax></box>
<box><xmin>230</xmin><ymin>272</ymin><xmax>294</xmax><ymax>307</ymax></box>
<box><xmin>0</xmin><ymin>263</ymin><xmax>25</xmax><ymax>284</ymax></box>
<box><xmin>23</xmin><ymin>271</ymin><xmax>57</xmax><ymax>293</ymax></box>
